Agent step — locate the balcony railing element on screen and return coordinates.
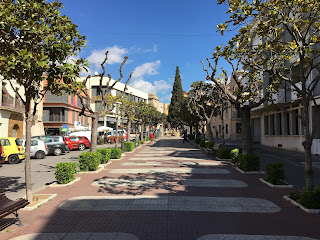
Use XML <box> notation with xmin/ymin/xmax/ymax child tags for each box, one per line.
<box><xmin>43</xmin><ymin>114</ymin><xmax>67</xmax><ymax>122</ymax></box>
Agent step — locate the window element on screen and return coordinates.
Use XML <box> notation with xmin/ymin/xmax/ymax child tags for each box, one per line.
<box><xmin>264</xmin><ymin>116</ymin><xmax>269</xmax><ymax>135</ymax></box>
<box><xmin>276</xmin><ymin>113</ymin><xmax>282</xmax><ymax>135</ymax></box>
<box><xmin>292</xmin><ymin>109</ymin><xmax>299</xmax><ymax>135</ymax></box>
<box><xmin>0</xmin><ymin>139</ymin><xmax>10</xmax><ymax>146</ymax></box>
<box><xmin>225</xmin><ymin>104</ymin><xmax>228</xmax><ymax>114</ymax></box>
<box><xmin>284</xmin><ymin>112</ymin><xmax>290</xmax><ymax>135</ymax></box>
<box><xmin>236</xmin><ymin>109</ymin><xmax>241</xmax><ymax>118</ymax></box>
<box><xmin>226</xmin><ymin>124</ymin><xmax>229</xmax><ymax>134</ymax></box>
<box><xmin>31</xmin><ymin>140</ymin><xmax>38</xmax><ymax>146</ymax></box>
<box><xmin>72</xmin><ymin>111</ymin><xmax>75</xmax><ymax>122</ymax></box>
<box><xmin>236</xmin><ymin>123</ymin><xmax>241</xmax><ymax>134</ymax></box>
<box><xmin>219</xmin><ymin>125</ymin><xmax>221</xmax><ymax>133</ymax></box>
<box><xmin>69</xmin><ymin>137</ymin><xmax>79</xmax><ymax>141</ymax></box>
<box><xmin>270</xmin><ymin>114</ymin><xmax>275</xmax><ymax>135</ymax></box>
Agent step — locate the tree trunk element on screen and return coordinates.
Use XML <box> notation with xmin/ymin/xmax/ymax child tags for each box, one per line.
<box><xmin>221</xmin><ymin>109</ymin><xmax>225</xmax><ymax>147</ymax></box>
<box><xmin>127</xmin><ymin>119</ymin><xmax>131</xmax><ymax>142</ymax></box>
<box><xmin>116</xmin><ymin>119</ymin><xmax>119</xmax><ymax>147</ymax></box>
<box><xmin>24</xmin><ymin>96</ymin><xmax>33</xmax><ymax>202</ymax></box>
<box><xmin>206</xmin><ymin>121</ymin><xmax>213</xmax><ymax>142</ymax></box>
<box><xmin>90</xmin><ymin>115</ymin><xmax>99</xmax><ymax>152</ymax></box>
<box><xmin>241</xmin><ymin>107</ymin><xmax>253</xmax><ymax>155</ymax></box>
<box><xmin>302</xmin><ymin>97</ymin><xmax>313</xmax><ymax>190</ymax></box>
<box><xmin>141</xmin><ymin>124</ymin><xmax>145</xmax><ymax>141</ymax></box>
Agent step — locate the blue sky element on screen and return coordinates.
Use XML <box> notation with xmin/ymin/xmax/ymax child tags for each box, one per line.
<box><xmin>61</xmin><ymin>0</ymin><xmax>234</xmax><ymax>103</ymax></box>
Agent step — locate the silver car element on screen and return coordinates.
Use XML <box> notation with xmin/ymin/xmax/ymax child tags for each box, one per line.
<box><xmin>21</xmin><ymin>139</ymin><xmax>48</xmax><ymax>159</ymax></box>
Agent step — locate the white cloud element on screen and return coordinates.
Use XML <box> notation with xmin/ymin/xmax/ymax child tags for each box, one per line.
<box><xmin>132</xmin><ymin>60</ymin><xmax>160</xmax><ymax>80</ymax></box>
<box><xmin>131</xmin><ymin>79</ymin><xmax>171</xmax><ymax>94</ymax></box>
<box><xmin>87</xmin><ymin>45</ymin><xmax>128</xmax><ymax>68</ymax></box>
<box><xmin>144</xmin><ymin>44</ymin><xmax>158</xmax><ymax>53</ymax></box>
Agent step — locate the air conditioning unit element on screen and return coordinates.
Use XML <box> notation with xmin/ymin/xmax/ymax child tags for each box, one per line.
<box><xmin>312</xmin><ymin>139</ymin><xmax>320</xmax><ymax>155</ymax></box>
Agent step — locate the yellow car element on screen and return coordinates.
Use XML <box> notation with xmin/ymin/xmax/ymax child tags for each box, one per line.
<box><xmin>0</xmin><ymin>137</ymin><xmax>25</xmax><ymax>164</ymax></box>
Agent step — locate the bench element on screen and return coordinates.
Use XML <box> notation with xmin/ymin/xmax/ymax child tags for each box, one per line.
<box><xmin>0</xmin><ymin>186</ymin><xmax>29</xmax><ymax>226</ymax></box>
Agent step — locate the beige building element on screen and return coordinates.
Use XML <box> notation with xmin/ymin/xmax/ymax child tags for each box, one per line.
<box><xmin>209</xmin><ymin>102</ymin><xmax>242</xmax><ymax>141</ymax></box>
<box><xmin>0</xmin><ymin>78</ymin><xmax>44</xmax><ymax>138</ymax></box>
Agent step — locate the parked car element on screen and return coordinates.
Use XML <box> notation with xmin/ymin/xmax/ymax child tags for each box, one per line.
<box><xmin>64</xmin><ymin>136</ymin><xmax>90</xmax><ymax>151</ymax></box>
<box><xmin>0</xmin><ymin>137</ymin><xmax>25</xmax><ymax>164</ymax></box>
<box><xmin>20</xmin><ymin>139</ymin><xmax>48</xmax><ymax>159</ymax></box>
<box><xmin>0</xmin><ymin>142</ymin><xmax>4</xmax><ymax>162</ymax></box>
<box><xmin>31</xmin><ymin>136</ymin><xmax>68</xmax><ymax>156</ymax></box>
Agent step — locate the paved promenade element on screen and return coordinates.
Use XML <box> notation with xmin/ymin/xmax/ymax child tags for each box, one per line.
<box><xmin>0</xmin><ymin>137</ymin><xmax>319</xmax><ymax>240</ymax></box>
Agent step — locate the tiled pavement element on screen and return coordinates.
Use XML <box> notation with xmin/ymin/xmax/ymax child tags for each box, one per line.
<box><xmin>1</xmin><ymin>137</ymin><xmax>320</xmax><ymax>240</ymax></box>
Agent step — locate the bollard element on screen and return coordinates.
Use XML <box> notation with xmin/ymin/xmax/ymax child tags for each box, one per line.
<box><xmin>121</xmin><ymin>140</ymin><xmax>124</xmax><ymax>152</ymax></box>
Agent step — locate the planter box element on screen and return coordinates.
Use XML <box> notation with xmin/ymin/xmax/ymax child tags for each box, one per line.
<box><xmin>259</xmin><ymin>178</ymin><xmax>293</xmax><ymax>188</ymax></box>
<box><xmin>216</xmin><ymin>157</ymin><xmax>232</xmax><ymax>161</ymax></box>
<box><xmin>283</xmin><ymin>195</ymin><xmax>320</xmax><ymax>213</ymax></box>
<box><xmin>236</xmin><ymin>167</ymin><xmax>265</xmax><ymax>174</ymax></box>
<box><xmin>22</xmin><ymin>194</ymin><xmax>57</xmax><ymax>211</ymax></box>
<box><xmin>77</xmin><ymin>166</ymin><xmax>104</xmax><ymax>174</ymax></box>
<box><xmin>99</xmin><ymin>161</ymin><xmax>113</xmax><ymax>168</ymax></box>
<box><xmin>48</xmin><ymin>177</ymin><xmax>81</xmax><ymax>187</ymax></box>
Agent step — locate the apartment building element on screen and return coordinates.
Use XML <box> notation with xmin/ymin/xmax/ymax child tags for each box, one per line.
<box><xmin>210</xmin><ymin>103</ymin><xmax>242</xmax><ymax>141</ymax></box>
<box><xmin>81</xmin><ymin>76</ymin><xmax>148</xmax><ymax>130</ymax></box>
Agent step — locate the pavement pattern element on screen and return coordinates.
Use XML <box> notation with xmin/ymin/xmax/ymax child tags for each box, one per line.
<box><xmin>0</xmin><ymin>137</ymin><xmax>319</xmax><ymax>240</ymax></box>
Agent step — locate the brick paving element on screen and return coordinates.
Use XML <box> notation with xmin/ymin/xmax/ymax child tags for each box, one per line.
<box><xmin>0</xmin><ymin>137</ymin><xmax>319</xmax><ymax>240</ymax></box>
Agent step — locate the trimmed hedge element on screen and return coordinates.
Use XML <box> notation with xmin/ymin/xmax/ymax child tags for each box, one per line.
<box><xmin>146</xmin><ymin>136</ymin><xmax>150</xmax><ymax>141</ymax></box>
<box><xmin>205</xmin><ymin>141</ymin><xmax>215</xmax><ymax>150</ymax></box>
<box><xmin>96</xmin><ymin>148</ymin><xmax>111</xmax><ymax>164</ymax></box>
<box><xmin>78</xmin><ymin>152</ymin><xmax>101</xmax><ymax>171</ymax></box>
<box><xmin>110</xmin><ymin>148</ymin><xmax>122</xmax><ymax>159</ymax></box>
<box><xmin>239</xmin><ymin>154</ymin><xmax>260</xmax><ymax>171</ymax></box>
<box><xmin>55</xmin><ymin>162</ymin><xmax>77</xmax><ymax>184</ymax></box>
<box><xmin>290</xmin><ymin>186</ymin><xmax>320</xmax><ymax>209</ymax></box>
<box><xmin>265</xmin><ymin>162</ymin><xmax>286</xmax><ymax>185</ymax></box>
<box><xmin>217</xmin><ymin>147</ymin><xmax>232</xmax><ymax>159</ymax></box>
<box><xmin>230</xmin><ymin>148</ymin><xmax>239</xmax><ymax>164</ymax></box>
<box><xmin>199</xmin><ymin>140</ymin><xmax>205</xmax><ymax>148</ymax></box>
<box><xmin>194</xmin><ymin>138</ymin><xmax>201</xmax><ymax>144</ymax></box>
<box><xmin>124</xmin><ymin>142</ymin><xmax>135</xmax><ymax>152</ymax></box>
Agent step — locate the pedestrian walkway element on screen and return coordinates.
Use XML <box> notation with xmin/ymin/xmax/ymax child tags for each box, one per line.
<box><xmin>0</xmin><ymin>137</ymin><xmax>319</xmax><ymax>240</ymax></box>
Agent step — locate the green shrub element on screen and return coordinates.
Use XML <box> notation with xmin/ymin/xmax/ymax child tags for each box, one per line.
<box><xmin>55</xmin><ymin>162</ymin><xmax>77</xmax><ymax>184</ymax></box>
<box><xmin>194</xmin><ymin>138</ymin><xmax>201</xmax><ymax>144</ymax></box>
<box><xmin>110</xmin><ymin>148</ymin><xmax>122</xmax><ymax>159</ymax></box>
<box><xmin>137</xmin><ymin>140</ymin><xmax>141</xmax><ymax>146</ymax></box>
<box><xmin>124</xmin><ymin>142</ymin><xmax>135</xmax><ymax>152</ymax></box>
<box><xmin>265</xmin><ymin>162</ymin><xmax>286</xmax><ymax>185</ymax></box>
<box><xmin>217</xmin><ymin>147</ymin><xmax>232</xmax><ymax>159</ymax></box>
<box><xmin>205</xmin><ymin>141</ymin><xmax>215</xmax><ymax>150</ymax></box>
<box><xmin>230</xmin><ymin>148</ymin><xmax>239</xmax><ymax>164</ymax></box>
<box><xmin>199</xmin><ymin>140</ymin><xmax>205</xmax><ymax>148</ymax></box>
<box><xmin>188</xmin><ymin>134</ymin><xmax>194</xmax><ymax>140</ymax></box>
<box><xmin>292</xmin><ymin>186</ymin><xmax>320</xmax><ymax>209</ymax></box>
<box><xmin>146</xmin><ymin>136</ymin><xmax>150</xmax><ymax>141</ymax></box>
<box><xmin>239</xmin><ymin>154</ymin><xmax>260</xmax><ymax>171</ymax></box>
<box><xmin>96</xmin><ymin>148</ymin><xmax>111</xmax><ymax>164</ymax></box>
<box><xmin>78</xmin><ymin>152</ymin><xmax>101</xmax><ymax>171</ymax></box>
<box><xmin>141</xmin><ymin>140</ymin><xmax>145</xmax><ymax>144</ymax></box>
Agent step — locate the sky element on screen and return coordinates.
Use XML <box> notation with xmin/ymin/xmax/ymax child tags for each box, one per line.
<box><xmin>60</xmin><ymin>0</ymin><xmax>234</xmax><ymax>103</ymax></box>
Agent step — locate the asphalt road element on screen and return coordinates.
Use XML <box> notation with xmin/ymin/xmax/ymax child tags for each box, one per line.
<box><xmin>0</xmin><ymin>143</ymin><xmax>117</xmax><ymax>200</ymax></box>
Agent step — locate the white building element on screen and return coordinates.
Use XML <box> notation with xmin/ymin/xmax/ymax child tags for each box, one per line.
<box><xmin>80</xmin><ymin>76</ymin><xmax>148</xmax><ymax>129</ymax></box>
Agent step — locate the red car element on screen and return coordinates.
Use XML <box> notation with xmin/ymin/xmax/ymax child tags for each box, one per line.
<box><xmin>64</xmin><ymin>136</ymin><xmax>91</xmax><ymax>151</ymax></box>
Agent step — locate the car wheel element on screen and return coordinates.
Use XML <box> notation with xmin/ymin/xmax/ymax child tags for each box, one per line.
<box><xmin>35</xmin><ymin>151</ymin><xmax>45</xmax><ymax>159</ymax></box>
<box><xmin>53</xmin><ymin>147</ymin><xmax>62</xmax><ymax>156</ymax></box>
<box><xmin>78</xmin><ymin>144</ymin><xmax>86</xmax><ymax>151</ymax></box>
<box><xmin>8</xmin><ymin>155</ymin><xmax>20</xmax><ymax>164</ymax></box>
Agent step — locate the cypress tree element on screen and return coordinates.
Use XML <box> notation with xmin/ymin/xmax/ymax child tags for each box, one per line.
<box><xmin>167</xmin><ymin>66</ymin><xmax>185</xmax><ymax>128</ymax></box>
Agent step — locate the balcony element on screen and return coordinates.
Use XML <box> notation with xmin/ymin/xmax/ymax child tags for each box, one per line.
<box><xmin>43</xmin><ymin>114</ymin><xmax>67</xmax><ymax>122</ymax></box>
<box><xmin>1</xmin><ymin>95</ymin><xmax>24</xmax><ymax>113</ymax></box>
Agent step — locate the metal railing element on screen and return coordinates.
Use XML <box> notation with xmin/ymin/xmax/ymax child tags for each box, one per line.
<box><xmin>43</xmin><ymin>114</ymin><xmax>67</xmax><ymax>122</ymax></box>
